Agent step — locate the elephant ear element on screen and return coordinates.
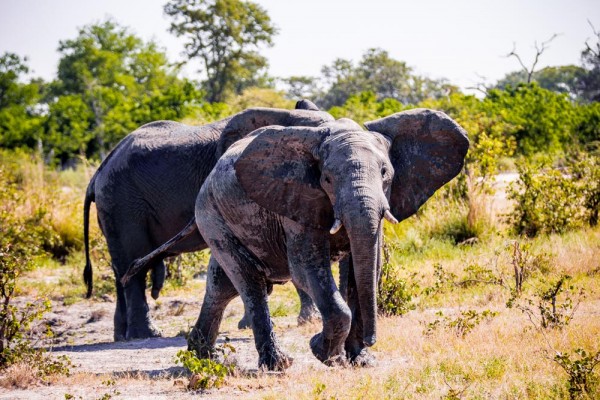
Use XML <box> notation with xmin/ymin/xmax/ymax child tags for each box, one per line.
<box><xmin>364</xmin><ymin>108</ymin><xmax>469</xmax><ymax>222</ymax></box>
<box><xmin>234</xmin><ymin>126</ymin><xmax>334</xmax><ymax>230</ymax></box>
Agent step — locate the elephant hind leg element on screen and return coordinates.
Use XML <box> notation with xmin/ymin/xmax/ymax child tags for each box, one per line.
<box><xmin>212</xmin><ymin>244</ymin><xmax>292</xmax><ymax>371</ymax></box>
<box><xmin>189</xmin><ymin>256</ymin><xmax>238</xmax><ymax>358</ymax></box>
<box><xmin>105</xmin><ymin>223</ymin><xmax>161</xmax><ymax>341</ymax></box>
<box><xmin>197</xmin><ymin>213</ymin><xmax>292</xmax><ymax>370</ymax></box>
<box><xmin>113</xmin><ymin>271</ymin><xmax>128</xmax><ymax>342</ymax></box>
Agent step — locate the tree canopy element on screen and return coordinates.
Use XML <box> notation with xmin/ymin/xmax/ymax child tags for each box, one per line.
<box><xmin>45</xmin><ymin>20</ymin><xmax>201</xmax><ymax>162</ymax></box>
<box><xmin>164</xmin><ymin>0</ymin><xmax>277</xmax><ymax>103</ymax></box>
<box><xmin>317</xmin><ymin>48</ymin><xmax>455</xmax><ymax>109</ymax></box>
<box><xmin>0</xmin><ymin>53</ymin><xmax>44</xmax><ymax>150</ymax></box>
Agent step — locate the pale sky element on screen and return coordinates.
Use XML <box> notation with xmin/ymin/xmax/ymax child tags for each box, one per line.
<box><xmin>1</xmin><ymin>0</ymin><xmax>599</xmax><ymax>92</ymax></box>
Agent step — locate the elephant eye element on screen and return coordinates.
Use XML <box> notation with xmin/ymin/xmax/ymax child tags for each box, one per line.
<box><xmin>381</xmin><ymin>167</ymin><xmax>387</xmax><ymax>177</ymax></box>
<box><xmin>324</xmin><ymin>175</ymin><xmax>331</xmax><ymax>184</ymax></box>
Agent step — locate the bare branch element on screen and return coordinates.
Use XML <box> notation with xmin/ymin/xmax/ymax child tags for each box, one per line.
<box><xmin>505</xmin><ymin>34</ymin><xmax>560</xmax><ymax>83</ymax></box>
<box><xmin>505</xmin><ymin>42</ymin><xmax>530</xmax><ymax>76</ymax></box>
<box><xmin>584</xmin><ymin>20</ymin><xmax>600</xmax><ymax>59</ymax></box>
<box><xmin>466</xmin><ymin>73</ymin><xmax>492</xmax><ymax>95</ymax></box>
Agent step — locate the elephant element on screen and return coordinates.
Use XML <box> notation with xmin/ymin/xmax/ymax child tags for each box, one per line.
<box><xmin>83</xmin><ymin>101</ymin><xmax>330</xmax><ymax>341</ymax></box>
<box><xmin>121</xmin><ymin>108</ymin><xmax>469</xmax><ymax>370</ymax></box>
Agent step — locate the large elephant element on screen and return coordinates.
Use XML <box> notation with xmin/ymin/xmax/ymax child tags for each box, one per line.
<box><xmin>83</xmin><ymin>101</ymin><xmax>330</xmax><ymax>341</ymax></box>
<box><xmin>122</xmin><ymin>109</ymin><xmax>469</xmax><ymax>369</ymax></box>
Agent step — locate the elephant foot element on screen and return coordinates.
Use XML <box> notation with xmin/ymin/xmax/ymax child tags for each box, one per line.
<box><xmin>258</xmin><ymin>347</ymin><xmax>293</xmax><ymax>371</ymax></box>
<box><xmin>125</xmin><ymin>322</ymin><xmax>162</xmax><ymax>340</ymax></box>
<box><xmin>297</xmin><ymin>303</ymin><xmax>321</xmax><ymax>326</ymax></box>
<box><xmin>310</xmin><ymin>333</ymin><xmax>347</xmax><ymax>367</ymax></box>
<box><xmin>347</xmin><ymin>348</ymin><xmax>376</xmax><ymax>367</ymax></box>
<box><xmin>237</xmin><ymin>313</ymin><xmax>252</xmax><ymax>330</ymax></box>
<box><xmin>113</xmin><ymin>323</ymin><xmax>127</xmax><ymax>342</ymax></box>
<box><xmin>187</xmin><ymin>328</ymin><xmax>214</xmax><ymax>359</ymax></box>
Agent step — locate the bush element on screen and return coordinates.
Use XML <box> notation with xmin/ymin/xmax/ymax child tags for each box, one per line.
<box><xmin>175</xmin><ymin>348</ymin><xmax>235</xmax><ymax>391</ymax></box>
<box><xmin>377</xmin><ymin>242</ymin><xmax>417</xmax><ymax>316</ymax></box>
<box><xmin>508</xmin><ymin>155</ymin><xmax>600</xmax><ymax>237</ymax></box>
<box><xmin>0</xmin><ymin>164</ymin><xmax>71</xmax><ymax>378</ymax></box>
<box><xmin>554</xmin><ymin>348</ymin><xmax>600</xmax><ymax>399</ymax></box>
<box><xmin>424</xmin><ymin>309</ymin><xmax>499</xmax><ymax>338</ymax></box>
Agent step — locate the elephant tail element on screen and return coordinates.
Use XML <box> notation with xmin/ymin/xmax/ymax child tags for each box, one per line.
<box><xmin>83</xmin><ymin>176</ymin><xmax>96</xmax><ymax>299</ymax></box>
<box><xmin>120</xmin><ymin>218</ymin><xmax>199</xmax><ymax>287</ymax></box>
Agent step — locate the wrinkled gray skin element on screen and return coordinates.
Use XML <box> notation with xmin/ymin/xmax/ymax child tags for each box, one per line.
<box><xmin>83</xmin><ymin>102</ymin><xmax>331</xmax><ymax>341</ymax></box>
<box><xmin>123</xmin><ymin>109</ymin><xmax>468</xmax><ymax>369</ymax></box>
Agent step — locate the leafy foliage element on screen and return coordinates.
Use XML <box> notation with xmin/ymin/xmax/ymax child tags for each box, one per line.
<box><xmin>0</xmin><ymin>53</ymin><xmax>44</xmax><ymax>150</ymax></box>
<box><xmin>554</xmin><ymin>349</ymin><xmax>600</xmax><ymax>399</ymax></box>
<box><xmin>507</xmin><ymin>155</ymin><xmax>600</xmax><ymax>237</ymax></box>
<box><xmin>0</xmin><ymin>164</ymin><xmax>71</xmax><ymax>377</ymax></box>
<box><xmin>377</xmin><ymin>245</ymin><xmax>417</xmax><ymax>317</ymax></box>
<box><xmin>45</xmin><ymin>19</ymin><xmax>201</xmax><ymax>163</ymax></box>
<box><xmin>495</xmin><ymin>65</ymin><xmax>587</xmax><ymax>100</ymax></box>
<box><xmin>175</xmin><ymin>347</ymin><xmax>235</xmax><ymax>391</ymax></box>
<box><xmin>164</xmin><ymin>0</ymin><xmax>277</xmax><ymax>103</ymax></box>
<box><xmin>486</xmin><ymin>83</ymin><xmax>577</xmax><ymax>155</ymax></box>
<box><xmin>319</xmin><ymin>48</ymin><xmax>453</xmax><ymax>109</ymax></box>
<box><xmin>424</xmin><ymin>309</ymin><xmax>499</xmax><ymax>338</ymax></box>
<box><xmin>579</xmin><ymin>24</ymin><xmax>600</xmax><ymax>103</ymax></box>
<box><xmin>512</xmin><ymin>275</ymin><xmax>583</xmax><ymax>331</ymax></box>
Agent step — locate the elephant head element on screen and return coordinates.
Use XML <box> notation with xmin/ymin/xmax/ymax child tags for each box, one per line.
<box><xmin>234</xmin><ymin>109</ymin><xmax>469</xmax><ymax>346</ymax></box>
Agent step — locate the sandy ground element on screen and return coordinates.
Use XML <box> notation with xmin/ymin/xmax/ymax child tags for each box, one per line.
<box><xmin>0</xmin><ymin>286</ymin><xmax>341</xmax><ymax>399</ymax></box>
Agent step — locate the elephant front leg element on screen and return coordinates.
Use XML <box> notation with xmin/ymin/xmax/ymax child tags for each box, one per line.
<box><xmin>286</xmin><ymin>225</ymin><xmax>351</xmax><ymax>366</ymax></box>
<box><xmin>340</xmin><ymin>255</ymin><xmax>375</xmax><ymax>367</ymax></box>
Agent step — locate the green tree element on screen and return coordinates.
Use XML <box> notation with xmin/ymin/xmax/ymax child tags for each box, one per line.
<box><xmin>495</xmin><ymin>65</ymin><xmax>587</xmax><ymax>100</ymax></box>
<box><xmin>486</xmin><ymin>83</ymin><xmax>577</xmax><ymax>155</ymax></box>
<box><xmin>46</xmin><ymin>20</ymin><xmax>200</xmax><ymax>162</ymax></box>
<box><xmin>319</xmin><ymin>48</ymin><xmax>453</xmax><ymax>108</ymax></box>
<box><xmin>0</xmin><ymin>53</ymin><xmax>44</xmax><ymax>149</ymax></box>
<box><xmin>281</xmin><ymin>75</ymin><xmax>319</xmax><ymax>100</ymax></box>
<box><xmin>164</xmin><ymin>0</ymin><xmax>278</xmax><ymax>103</ymax></box>
<box><xmin>328</xmin><ymin>91</ymin><xmax>407</xmax><ymax>122</ymax></box>
<box><xmin>580</xmin><ymin>23</ymin><xmax>600</xmax><ymax>102</ymax></box>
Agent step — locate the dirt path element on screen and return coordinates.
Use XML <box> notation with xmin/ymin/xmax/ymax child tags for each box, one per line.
<box><xmin>1</xmin><ymin>288</ymin><xmax>335</xmax><ymax>399</ymax></box>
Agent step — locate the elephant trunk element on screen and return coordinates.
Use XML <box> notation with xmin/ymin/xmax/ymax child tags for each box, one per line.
<box><xmin>342</xmin><ymin>196</ymin><xmax>383</xmax><ymax>347</ymax></box>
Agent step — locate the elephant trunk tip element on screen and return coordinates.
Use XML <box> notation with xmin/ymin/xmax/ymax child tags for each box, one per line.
<box><xmin>363</xmin><ymin>334</ymin><xmax>376</xmax><ymax>347</ymax></box>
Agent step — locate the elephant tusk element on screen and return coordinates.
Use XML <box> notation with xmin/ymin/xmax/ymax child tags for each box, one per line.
<box><xmin>330</xmin><ymin>219</ymin><xmax>343</xmax><ymax>234</ymax></box>
<box><xmin>384</xmin><ymin>209</ymin><xmax>399</xmax><ymax>224</ymax></box>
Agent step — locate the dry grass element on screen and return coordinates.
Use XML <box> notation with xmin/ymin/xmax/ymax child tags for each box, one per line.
<box><xmin>0</xmin><ymin>362</ymin><xmax>39</xmax><ymax>389</ymax></box>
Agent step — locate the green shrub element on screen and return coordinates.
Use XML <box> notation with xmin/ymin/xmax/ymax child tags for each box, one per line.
<box><xmin>424</xmin><ymin>309</ymin><xmax>499</xmax><ymax>338</ymax></box>
<box><xmin>570</xmin><ymin>152</ymin><xmax>600</xmax><ymax>226</ymax></box>
<box><xmin>512</xmin><ymin>275</ymin><xmax>583</xmax><ymax>331</ymax></box>
<box><xmin>377</xmin><ymin>243</ymin><xmax>417</xmax><ymax>316</ymax></box>
<box><xmin>554</xmin><ymin>348</ymin><xmax>600</xmax><ymax>399</ymax></box>
<box><xmin>175</xmin><ymin>348</ymin><xmax>234</xmax><ymax>391</ymax></box>
<box><xmin>0</xmin><ymin>165</ymin><xmax>71</xmax><ymax>377</ymax></box>
<box><xmin>508</xmin><ymin>159</ymin><xmax>586</xmax><ymax>237</ymax></box>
